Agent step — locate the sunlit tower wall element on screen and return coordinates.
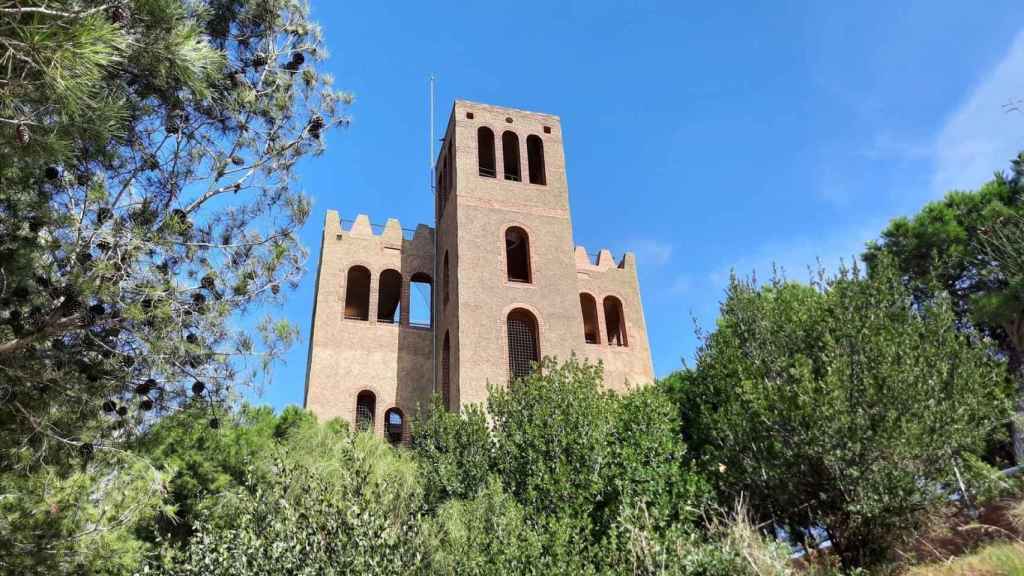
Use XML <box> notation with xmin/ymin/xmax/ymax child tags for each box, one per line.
<box><xmin>433</xmin><ymin>101</ymin><xmax>654</xmax><ymax>412</ymax></box>
<box><xmin>304</xmin><ymin>99</ymin><xmax>654</xmax><ymax>440</ymax></box>
<box><xmin>303</xmin><ymin>213</ymin><xmax>435</xmax><ymax>441</ymax></box>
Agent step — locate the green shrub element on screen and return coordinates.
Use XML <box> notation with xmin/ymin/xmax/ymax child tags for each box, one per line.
<box><xmin>165</xmin><ymin>424</ymin><xmax>424</xmax><ymax>575</ymax></box>
<box><xmin>669</xmin><ymin>260</ymin><xmax>1012</xmax><ymax>568</ymax></box>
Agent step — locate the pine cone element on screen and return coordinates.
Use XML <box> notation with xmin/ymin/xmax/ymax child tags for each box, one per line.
<box><xmin>15</xmin><ymin>124</ymin><xmax>29</xmax><ymax>146</ymax></box>
<box><xmin>109</xmin><ymin>5</ymin><xmax>129</xmax><ymax>25</ymax></box>
<box><xmin>251</xmin><ymin>54</ymin><xmax>268</xmax><ymax>68</ymax></box>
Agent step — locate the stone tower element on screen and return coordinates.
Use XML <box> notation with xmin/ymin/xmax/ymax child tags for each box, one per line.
<box><xmin>304</xmin><ymin>101</ymin><xmax>654</xmax><ymax>442</ymax></box>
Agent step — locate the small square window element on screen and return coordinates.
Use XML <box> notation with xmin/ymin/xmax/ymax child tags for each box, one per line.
<box><xmin>543</xmin><ymin>126</ymin><xmax>552</xmax><ymax>134</ymax></box>
<box><xmin>466</xmin><ymin>112</ymin><xmax>474</xmax><ymax>119</ymax></box>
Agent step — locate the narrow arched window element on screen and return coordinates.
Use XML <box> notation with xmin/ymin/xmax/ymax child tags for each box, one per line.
<box><xmin>502</xmin><ymin>131</ymin><xmax>521</xmax><ymax>182</ymax></box>
<box><xmin>580</xmin><ymin>293</ymin><xmax>600</xmax><ymax>344</ymax></box>
<box><xmin>355</xmin><ymin>390</ymin><xmax>376</xmax><ymax>432</ymax></box>
<box><xmin>443</xmin><ymin>251</ymin><xmax>450</xmax><ymax>307</ymax></box>
<box><xmin>603</xmin><ymin>296</ymin><xmax>628</xmax><ymax>347</ymax></box>
<box><xmin>441</xmin><ymin>331</ymin><xmax>451</xmax><ymax>409</ymax></box>
<box><xmin>385</xmin><ymin>408</ymin><xmax>404</xmax><ymax>445</ymax></box>
<box><xmin>507</xmin><ymin>308</ymin><xmax>539</xmax><ymax>381</ymax></box>
<box><xmin>527</xmin><ymin>135</ymin><xmax>546</xmax><ymax>185</ymax></box>
<box><xmin>344</xmin><ymin>266</ymin><xmax>371</xmax><ymax>320</ymax></box>
<box><xmin>377</xmin><ymin>269</ymin><xmax>402</xmax><ymax>324</ymax></box>
<box><xmin>478</xmin><ymin>127</ymin><xmax>496</xmax><ymax>178</ymax></box>
<box><xmin>409</xmin><ymin>272</ymin><xmax>433</xmax><ymax>328</ymax></box>
<box><xmin>505</xmin><ymin>227</ymin><xmax>531</xmax><ymax>283</ymax></box>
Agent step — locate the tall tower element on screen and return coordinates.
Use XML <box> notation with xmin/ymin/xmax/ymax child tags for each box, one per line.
<box><xmin>433</xmin><ymin>101</ymin><xmax>653</xmax><ymax>410</ymax></box>
<box><xmin>304</xmin><ymin>100</ymin><xmax>654</xmax><ymax>438</ymax></box>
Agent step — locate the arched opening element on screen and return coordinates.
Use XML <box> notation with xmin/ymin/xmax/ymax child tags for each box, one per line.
<box><xmin>505</xmin><ymin>227</ymin><xmax>531</xmax><ymax>283</ymax></box>
<box><xmin>527</xmin><ymin>135</ymin><xmax>546</xmax><ymax>185</ymax></box>
<box><xmin>502</xmin><ymin>131</ymin><xmax>521</xmax><ymax>182</ymax></box>
<box><xmin>355</xmin><ymin>390</ymin><xmax>375</xmax><ymax>432</ymax></box>
<box><xmin>409</xmin><ymin>272</ymin><xmax>433</xmax><ymax>328</ymax></box>
<box><xmin>344</xmin><ymin>266</ymin><xmax>371</xmax><ymax>320</ymax></box>
<box><xmin>377</xmin><ymin>269</ymin><xmax>402</xmax><ymax>324</ymax></box>
<box><xmin>441</xmin><ymin>331</ymin><xmax>451</xmax><ymax>410</ymax></box>
<box><xmin>478</xmin><ymin>127</ymin><xmax>496</xmax><ymax>178</ymax></box>
<box><xmin>603</xmin><ymin>296</ymin><xmax>628</xmax><ymax>347</ymax></box>
<box><xmin>580</xmin><ymin>293</ymin><xmax>600</xmax><ymax>344</ymax></box>
<box><xmin>443</xmin><ymin>251</ymin><xmax>450</xmax><ymax>307</ymax></box>
<box><xmin>385</xmin><ymin>408</ymin><xmax>404</xmax><ymax>445</ymax></box>
<box><xmin>507</xmin><ymin>308</ymin><xmax>539</xmax><ymax>382</ymax></box>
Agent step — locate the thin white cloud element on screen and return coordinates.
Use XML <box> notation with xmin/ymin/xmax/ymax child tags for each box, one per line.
<box><xmin>625</xmin><ymin>238</ymin><xmax>673</xmax><ymax>267</ymax></box>
<box><xmin>707</xmin><ymin>221</ymin><xmax>882</xmax><ymax>290</ymax></box>
<box><xmin>932</xmin><ymin>29</ymin><xmax>1024</xmax><ymax>194</ymax></box>
<box><xmin>729</xmin><ymin>29</ymin><xmax>1024</xmax><ymax>289</ymax></box>
<box><xmin>670</xmin><ymin>275</ymin><xmax>691</xmax><ymax>294</ymax></box>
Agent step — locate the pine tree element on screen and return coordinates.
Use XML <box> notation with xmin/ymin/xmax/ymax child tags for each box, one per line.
<box><xmin>0</xmin><ymin>0</ymin><xmax>349</xmax><ymax>485</ymax></box>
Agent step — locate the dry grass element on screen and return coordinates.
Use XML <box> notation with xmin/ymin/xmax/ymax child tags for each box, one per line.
<box><xmin>903</xmin><ymin>543</ymin><xmax>1024</xmax><ymax>575</ymax></box>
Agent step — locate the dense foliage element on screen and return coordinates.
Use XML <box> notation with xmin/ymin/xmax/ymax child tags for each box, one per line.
<box><xmin>864</xmin><ymin>158</ymin><xmax>1024</xmax><ymax>459</ymax></box>
<box><xmin>0</xmin><ymin>0</ymin><xmax>349</xmax><ymax>459</ymax></box>
<box><xmin>2</xmin><ymin>3</ymin><xmax>1021</xmax><ymax>574</ymax></box>
<box><xmin>0</xmin><ymin>1</ymin><xmax>348</xmax><ymax>571</ymax></box>
<box><xmin>667</xmin><ymin>260</ymin><xmax>1011</xmax><ymax>568</ymax></box>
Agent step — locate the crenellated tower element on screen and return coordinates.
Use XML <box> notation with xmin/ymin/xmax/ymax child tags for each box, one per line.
<box><xmin>304</xmin><ymin>100</ymin><xmax>654</xmax><ymax>441</ymax></box>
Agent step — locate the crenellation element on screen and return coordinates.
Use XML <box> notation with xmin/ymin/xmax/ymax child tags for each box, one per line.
<box><xmin>306</xmin><ymin>101</ymin><xmax>653</xmax><ymax>439</ymax></box>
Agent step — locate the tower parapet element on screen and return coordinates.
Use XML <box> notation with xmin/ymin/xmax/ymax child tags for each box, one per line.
<box><xmin>305</xmin><ymin>100</ymin><xmax>655</xmax><ymax>441</ymax></box>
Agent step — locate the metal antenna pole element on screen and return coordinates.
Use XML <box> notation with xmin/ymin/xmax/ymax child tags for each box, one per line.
<box><xmin>429</xmin><ymin>74</ymin><xmax>437</xmax><ymax>399</ymax></box>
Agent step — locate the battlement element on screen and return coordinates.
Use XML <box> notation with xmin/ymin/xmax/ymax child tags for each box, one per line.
<box><xmin>307</xmin><ymin>99</ymin><xmax>653</xmax><ymax>441</ymax></box>
<box><xmin>573</xmin><ymin>246</ymin><xmax>635</xmax><ymax>272</ymax></box>
<box><xmin>324</xmin><ymin>210</ymin><xmax>434</xmax><ymax>253</ymax></box>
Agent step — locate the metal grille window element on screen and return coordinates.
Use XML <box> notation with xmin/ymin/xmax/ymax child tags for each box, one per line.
<box><xmin>507</xmin><ymin>309</ymin><xmax>539</xmax><ymax>381</ymax></box>
<box><xmin>355</xmin><ymin>391</ymin><xmax>375</xmax><ymax>432</ymax></box>
<box><xmin>385</xmin><ymin>408</ymin><xmax>403</xmax><ymax>445</ymax></box>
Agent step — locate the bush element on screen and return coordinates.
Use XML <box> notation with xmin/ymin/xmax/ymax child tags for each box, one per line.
<box><xmin>669</xmin><ymin>261</ymin><xmax>1012</xmax><ymax>568</ymax></box>
<box><xmin>411</xmin><ymin>400</ymin><xmax>493</xmax><ymax>509</ymax></box>
<box><xmin>165</xmin><ymin>423</ymin><xmax>424</xmax><ymax>575</ymax></box>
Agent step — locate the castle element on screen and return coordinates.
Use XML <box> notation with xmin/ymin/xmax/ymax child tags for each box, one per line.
<box><xmin>303</xmin><ymin>101</ymin><xmax>653</xmax><ymax>442</ymax></box>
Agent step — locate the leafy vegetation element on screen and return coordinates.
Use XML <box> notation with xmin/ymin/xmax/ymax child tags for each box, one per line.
<box><xmin>865</xmin><ymin>156</ymin><xmax>1024</xmax><ymax>462</ymax></box>
<box><xmin>3</xmin><ymin>2</ymin><xmax>1024</xmax><ymax>574</ymax></box>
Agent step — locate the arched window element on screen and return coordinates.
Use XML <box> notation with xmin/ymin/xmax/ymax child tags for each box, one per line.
<box><xmin>580</xmin><ymin>293</ymin><xmax>600</xmax><ymax>344</ymax></box>
<box><xmin>502</xmin><ymin>131</ymin><xmax>521</xmax><ymax>182</ymax></box>
<box><xmin>527</xmin><ymin>135</ymin><xmax>546</xmax><ymax>185</ymax></box>
<box><xmin>385</xmin><ymin>408</ymin><xmax>404</xmax><ymax>445</ymax></box>
<box><xmin>377</xmin><ymin>269</ymin><xmax>402</xmax><ymax>324</ymax></box>
<box><xmin>443</xmin><ymin>251</ymin><xmax>450</xmax><ymax>307</ymax></box>
<box><xmin>441</xmin><ymin>331</ymin><xmax>451</xmax><ymax>409</ymax></box>
<box><xmin>505</xmin><ymin>227</ymin><xmax>531</xmax><ymax>283</ymax></box>
<box><xmin>344</xmin><ymin>266</ymin><xmax>371</xmax><ymax>320</ymax></box>
<box><xmin>409</xmin><ymin>272</ymin><xmax>432</xmax><ymax>328</ymax></box>
<box><xmin>507</xmin><ymin>308</ymin><xmax>539</xmax><ymax>381</ymax></box>
<box><xmin>478</xmin><ymin>127</ymin><xmax>496</xmax><ymax>178</ymax></box>
<box><xmin>355</xmin><ymin>390</ymin><xmax>375</xmax><ymax>432</ymax></box>
<box><xmin>603</xmin><ymin>296</ymin><xmax>628</xmax><ymax>347</ymax></box>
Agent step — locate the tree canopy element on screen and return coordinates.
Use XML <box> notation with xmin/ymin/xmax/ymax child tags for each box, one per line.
<box><xmin>667</xmin><ymin>261</ymin><xmax>1011</xmax><ymax>568</ymax></box>
<box><xmin>0</xmin><ymin>0</ymin><xmax>349</xmax><ymax>463</ymax></box>
<box><xmin>864</xmin><ymin>159</ymin><xmax>1024</xmax><ymax>458</ymax></box>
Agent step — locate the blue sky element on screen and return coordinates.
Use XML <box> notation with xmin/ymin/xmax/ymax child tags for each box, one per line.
<box><xmin>252</xmin><ymin>1</ymin><xmax>1024</xmax><ymax>410</ymax></box>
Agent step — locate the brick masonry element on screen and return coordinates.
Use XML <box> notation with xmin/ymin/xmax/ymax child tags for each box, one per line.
<box><xmin>304</xmin><ymin>100</ymin><xmax>654</xmax><ymax>439</ymax></box>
